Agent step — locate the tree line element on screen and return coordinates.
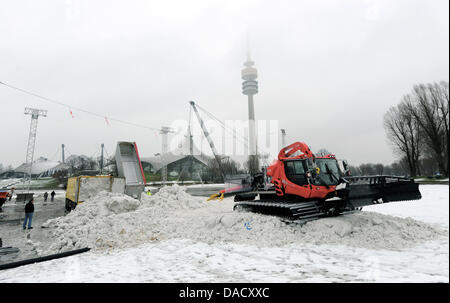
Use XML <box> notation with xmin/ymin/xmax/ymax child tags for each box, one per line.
<box><xmin>384</xmin><ymin>81</ymin><xmax>448</xmax><ymax>177</ymax></box>
<box><xmin>348</xmin><ymin>161</ymin><xmax>406</xmax><ymax>177</ymax></box>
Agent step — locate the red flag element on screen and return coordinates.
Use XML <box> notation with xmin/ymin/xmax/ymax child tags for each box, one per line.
<box><xmin>69</xmin><ymin>109</ymin><xmax>74</xmax><ymax>118</ymax></box>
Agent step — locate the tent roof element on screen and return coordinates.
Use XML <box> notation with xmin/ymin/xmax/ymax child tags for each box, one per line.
<box><xmin>141</xmin><ymin>134</ymin><xmax>210</xmax><ymax>170</ymax></box>
<box><xmin>14</xmin><ymin>157</ymin><xmax>71</xmax><ymax>175</ymax></box>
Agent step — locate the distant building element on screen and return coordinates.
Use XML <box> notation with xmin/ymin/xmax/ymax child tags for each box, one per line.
<box><xmin>141</xmin><ymin>135</ymin><xmax>210</xmax><ymax>181</ymax></box>
<box><xmin>43</xmin><ymin>162</ymin><xmax>71</xmax><ymax>177</ymax></box>
<box><xmin>14</xmin><ymin>157</ymin><xmax>64</xmax><ymax>177</ymax></box>
<box><xmin>12</xmin><ymin>156</ymin><xmax>72</xmax><ymax>178</ymax></box>
<box><xmin>0</xmin><ymin>170</ymin><xmax>27</xmax><ymax>179</ymax></box>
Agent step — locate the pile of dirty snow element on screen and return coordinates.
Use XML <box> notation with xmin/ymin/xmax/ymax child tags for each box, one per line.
<box><xmin>295</xmin><ymin>212</ymin><xmax>443</xmax><ymax>249</ymax></box>
<box><xmin>140</xmin><ymin>185</ymin><xmax>204</xmax><ymax>210</ymax></box>
<box><xmin>39</xmin><ymin>185</ymin><xmax>447</xmax><ymax>255</ymax></box>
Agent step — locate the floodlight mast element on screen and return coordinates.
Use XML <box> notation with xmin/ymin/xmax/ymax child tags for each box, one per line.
<box><xmin>159</xmin><ymin>126</ymin><xmax>174</xmax><ymax>184</ymax></box>
<box><xmin>24</xmin><ymin>107</ymin><xmax>47</xmax><ymax>193</ymax></box>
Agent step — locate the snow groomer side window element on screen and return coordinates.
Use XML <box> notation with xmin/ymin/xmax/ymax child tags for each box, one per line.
<box><xmin>284</xmin><ymin>160</ymin><xmax>308</xmax><ymax>185</ymax></box>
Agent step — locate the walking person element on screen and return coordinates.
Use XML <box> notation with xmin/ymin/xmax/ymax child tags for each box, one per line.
<box><xmin>9</xmin><ymin>187</ymin><xmax>14</xmax><ymax>201</ymax></box>
<box><xmin>50</xmin><ymin>191</ymin><xmax>56</xmax><ymax>202</ymax></box>
<box><xmin>43</xmin><ymin>192</ymin><xmax>48</xmax><ymax>202</ymax></box>
<box><xmin>23</xmin><ymin>198</ymin><xmax>34</xmax><ymax>230</ymax></box>
<box><xmin>0</xmin><ymin>197</ymin><xmax>6</xmax><ymax>212</ymax></box>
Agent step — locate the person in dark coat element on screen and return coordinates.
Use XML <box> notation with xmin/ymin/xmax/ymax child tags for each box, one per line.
<box><xmin>44</xmin><ymin>192</ymin><xmax>48</xmax><ymax>202</ymax></box>
<box><xmin>50</xmin><ymin>191</ymin><xmax>56</xmax><ymax>201</ymax></box>
<box><xmin>9</xmin><ymin>187</ymin><xmax>14</xmax><ymax>201</ymax></box>
<box><xmin>23</xmin><ymin>198</ymin><xmax>34</xmax><ymax>229</ymax></box>
<box><xmin>0</xmin><ymin>197</ymin><xmax>6</xmax><ymax>212</ymax></box>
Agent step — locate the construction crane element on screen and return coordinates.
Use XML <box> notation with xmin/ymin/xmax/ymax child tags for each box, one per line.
<box><xmin>189</xmin><ymin>101</ymin><xmax>226</xmax><ymax>182</ymax></box>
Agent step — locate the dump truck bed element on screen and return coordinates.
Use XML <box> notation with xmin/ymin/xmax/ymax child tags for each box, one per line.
<box><xmin>115</xmin><ymin>142</ymin><xmax>146</xmax><ymax>198</ymax></box>
<box><xmin>65</xmin><ymin>176</ymin><xmax>125</xmax><ymax>211</ymax></box>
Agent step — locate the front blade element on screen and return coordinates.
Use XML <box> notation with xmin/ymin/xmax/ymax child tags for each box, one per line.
<box><xmin>345</xmin><ymin>176</ymin><xmax>421</xmax><ymax>208</ymax></box>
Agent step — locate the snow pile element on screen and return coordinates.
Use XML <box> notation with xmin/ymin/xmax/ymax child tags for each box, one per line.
<box><xmin>43</xmin><ymin>191</ymin><xmax>140</xmax><ymax>223</ymax></box>
<box><xmin>40</xmin><ymin>191</ymin><xmax>142</xmax><ymax>254</ymax></box>
<box><xmin>77</xmin><ymin>178</ymin><xmax>112</xmax><ymax>202</ymax></box>
<box><xmin>140</xmin><ymin>185</ymin><xmax>203</xmax><ymax>210</ymax></box>
<box><xmin>39</xmin><ymin>185</ymin><xmax>447</xmax><ymax>255</ymax></box>
<box><xmin>295</xmin><ymin>212</ymin><xmax>444</xmax><ymax>249</ymax></box>
<box><xmin>39</xmin><ymin>185</ymin><xmax>203</xmax><ymax>254</ymax></box>
<box><xmin>192</xmin><ymin>208</ymin><xmax>446</xmax><ymax>250</ymax></box>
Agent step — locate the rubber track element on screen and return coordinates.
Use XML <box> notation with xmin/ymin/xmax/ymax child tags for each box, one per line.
<box><xmin>234</xmin><ymin>201</ymin><xmax>323</xmax><ymax>224</ymax></box>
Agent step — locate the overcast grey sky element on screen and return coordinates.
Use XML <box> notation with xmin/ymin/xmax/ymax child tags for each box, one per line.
<box><xmin>1</xmin><ymin>0</ymin><xmax>448</xmax><ymax>167</ymax></box>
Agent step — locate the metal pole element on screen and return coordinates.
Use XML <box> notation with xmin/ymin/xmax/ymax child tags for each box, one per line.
<box><xmin>100</xmin><ymin>143</ymin><xmax>104</xmax><ymax>174</ymax></box>
<box><xmin>247</xmin><ymin>94</ymin><xmax>259</xmax><ymax>174</ymax></box>
<box><xmin>281</xmin><ymin>129</ymin><xmax>286</xmax><ymax>148</ymax></box>
<box><xmin>61</xmin><ymin>144</ymin><xmax>65</xmax><ymax>164</ymax></box>
<box><xmin>188</xmin><ymin>106</ymin><xmax>193</xmax><ymax>156</ymax></box>
<box><xmin>160</xmin><ymin>127</ymin><xmax>172</xmax><ymax>184</ymax></box>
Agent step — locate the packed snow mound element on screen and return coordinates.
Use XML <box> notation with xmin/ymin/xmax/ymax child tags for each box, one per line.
<box><xmin>295</xmin><ymin>212</ymin><xmax>444</xmax><ymax>249</ymax></box>
<box><xmin>140</xmin><ymin>184</ymin><xmax>203</xmax><ymax>210</ymax></box>
<box><xmin>197</xmin><ymin>208</ymin><xmax>446</xmax><ymax>250</ymax></box>
<box><xmin>39</xmin><ymin>186</ymin><xmax>447</xmax><ymax>255</ymax></box>
<box><xmin>77</xmin><ymin>179</ymin><xmax>114</xmax><ymax>202</ymax></box>
<box><xmin>42</xmin><ymin>191</ymin><xmax>140</xmax><ymax>227</ymax></box>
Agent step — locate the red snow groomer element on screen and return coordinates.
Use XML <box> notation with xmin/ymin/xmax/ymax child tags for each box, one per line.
<box><xmin>209</xmin><ymin>142</ymin><xmax>422</xmax><ymax>223</ymax></box>
<box><xmin>0</xmin><ymin>190</ymin><xmax>11</xmax><ymax>210</ymax></box>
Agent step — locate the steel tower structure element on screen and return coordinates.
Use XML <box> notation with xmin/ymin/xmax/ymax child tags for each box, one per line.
<box><xmin>24</xmin><ymin>107</ymin><xmax>47</xmax><ymax>192</ymax></box>
<box><xmin>241</xmin><ymin>52</ymin><xmax>259</xmax><ymax>174</ymax></box>
<box><xmin>159</xmin><ymin>126</ymin><xmax>174</xmax><ymax>184</ymax></box>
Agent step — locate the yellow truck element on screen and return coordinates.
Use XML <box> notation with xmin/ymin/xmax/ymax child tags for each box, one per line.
<box><xmin>65</xmin><ymin>176</ymin><xmax>125</xmax><ymax>211</ymax></box>
<box><xmin>65</xmin><ymin>141</ymin><xmax>146</xmax><ymax>212</ymax></box>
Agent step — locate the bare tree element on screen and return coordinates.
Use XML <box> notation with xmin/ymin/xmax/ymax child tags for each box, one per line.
<box><xmin>430</xmin><ymin>81</ymin><xmax>449</xmax><ymax>173</ymax></box>
<box><xmin>390</xmin><ymin>161</ymin><xmax>406</xmax><ymax>176</ymax></box>
<box><xmin>405</xmin><ymin>82</ymin><xmax>448</xmax><ymax>175</ymax></box>
<box><xmin>384</xmin><ymin>98</ymin><xmax>421</xmax><ymax>176</ymax></box>
<box><xmin>419</xmin><ymin>157</ymin><xmax>439</xmax><ymax>176</ymax></box>
<box><xmin>348</xmin><ymin>165</ymin><xmax>360</xmax><ymax>176</ymax></box>
<box><xmin>359</xmin><ymin>163</ymin><xmax>376</xmax><ymax>175</ymax></box>
<box><xmin>374</xmin><ymin>163</ymin><xmax>384</xmax><ymax>175</ymax></box>
<box><xmin>66</xmin><ymin>155</ymin><xmax>100</xmax><ymax>176</ymax></box>
<box><xmin>204</xmin><ymin>157</ymin><xmax>243</xmax><ymax>182</ymax></box>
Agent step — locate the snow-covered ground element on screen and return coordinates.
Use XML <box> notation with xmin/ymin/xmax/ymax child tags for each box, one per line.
<box><xmin>0</xmin><ymin>178</ymin><xmax>22</xmax><ymax>188</ymax></box>
<box><xmin>0</xmin><ymin>177</ymin><xmax>58</xmax><ymax>190</ymax></box>
<box><xmin>0</xmin><ymin>184</ymin><xmax>448</xmax><ymax>282</ymax></box>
